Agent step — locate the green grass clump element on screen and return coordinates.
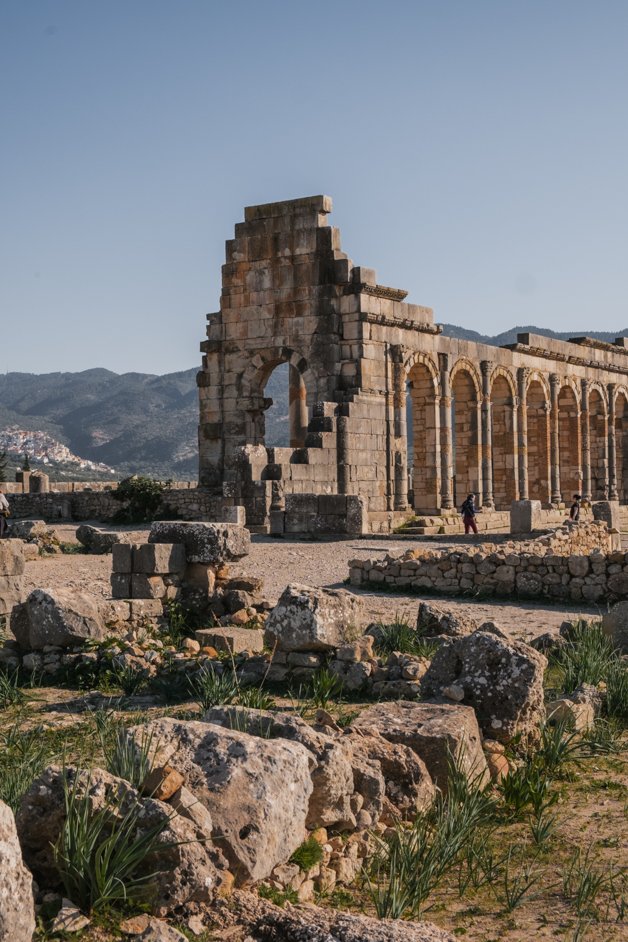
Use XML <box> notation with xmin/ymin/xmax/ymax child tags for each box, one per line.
<box><xmin>551</xmin><ymin>621</ymin><xmax>627</xmax><ymax>721</ymax></box>
<box><xmin>290</xmin><ymin>836</ymin><xmax>324</xmax><ymax>871</ymax></box>
<box><xmin>0</xmin><ymin>723</ymin><xmax>53</xmax><ymax>812</ymax></box>
<box><xmin>372</xmin><ymin>614</ymin><xmax>439</xmax><ymax>658</ymax></box>
<box><xmin>187</xmin><ymin>664</ymin><xmax>239</xmax><ymax>711</ymax></box>
<box><xmin>307</xmin><ymin>668</ymin><xmax>344</xmax><ymax>708</ymax></box>
<box><xmin>93</xmin><ymin>711</ymin><xmax>154</xmax><ymax>789</ymax></box>
<box><xmin>0</xmin><ymin>668</ymin><xmax>25</xmax><ymax>708</ymax></box>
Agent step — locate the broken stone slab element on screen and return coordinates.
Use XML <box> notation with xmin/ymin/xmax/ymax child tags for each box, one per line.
<box><xmin>265</xmin><ymin>583</ymin><xmax>363</xmax><ymax>652</ymax></box>
<box><xmin>0</xmin><ymin>575</ymin><xmax>25</xmax><ymax>618</ymax></box>
<box><xmin>6</xmin><ymin>519</ymin><xmax>50</xmax><ymax>542</ymax></box>
<box><xmin>205</xmin><ymin>705</ymin><xmax>356</xmax><ymax>831</ymax></box>
<box><xmin>130</xmin><ymin>718</ymin><xmax>313</xmax><ymax>884</ymax></box>
<box><xmin>149</xmin><ymin>521</ymin><xmax>250</xmax><ymax>565</ymax></box>
<box><xmin>194</xmin><ymin>626</ymin><xmax>264</xmax><ymax>654</ymax></box>
<box><xmin>421</xmin><ymin>630</ymin><xmax>547</xmax><ymax>746</ymax></box>
<box><xmin>351</xmin><ymin>701</ymin><xmax>488</xmax><ymax>792</ymax></box>
<box><xmin>546</xmin><ymin>697</ymin><xmax>595</xmax><ymax>732</ymax></box>
<box><xmin>0</xmin><ymin>542</ymin><xmax>26</xmax><ymax>576</ymax></box>
<box><xmin>16</xmin><ymin>766</ymin><xmax>224</xmax><ymax>914</ymax></box>
<box><xmin>10</xmin><ymin>588</ymin><xmax>107</xmax><ymax>651</ymax></box>
<box><xmin>415</xmin><ymin>601</ymin><xmax>478</xmax><ymax>638</ymax></box>
<box><xmin>75</xmin><ymin>524</ymin><xmax>123</xmax><ymax>554</ymax></box>
<box><xmin>0</xmin><ymin>799</ymin><xmax>36</xmax><ymax>942</ymax></box>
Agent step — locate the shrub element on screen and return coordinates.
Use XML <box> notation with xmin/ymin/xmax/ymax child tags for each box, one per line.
<box><xmin>54</xmin><ymin>774</ymin><xmax>170</xmax><ymax>913</ymax></box>
<box><xmin>308</xmin><ymin>667</ymin><xmax>344</xmax><ymax>708</ymax></box>
<box><xmin>290</xmin><ymin>836</ymin><xmax>324</xmax><ymax>871</ymax></box>
<box><xmin>187</xmin><ymin>664</ymin><xmax>239</xmax><ymax>711</ymax></box>
<box><xmin>112</xmin><ymin>476</ymin><xmax>169</xmax><ymax>523</ymax></box>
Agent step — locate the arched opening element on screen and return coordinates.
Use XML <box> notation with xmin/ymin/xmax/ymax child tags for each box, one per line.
<box><xmin>527</xmin><ymin>380</ymin><xmax>550</xmax><ymax>504</ymax></box>
<box><xmin>406</xmin><ymin>362</ymin><xmax>439</xmax><ymax>512</ymax></box>
<box><xmin>615</xmin><ymin>391</ymin><xmax>627</xmax><ymax>503</ymax></box>
<box><xmin>558</xmin><ymin>385</ymin><xmax>581</xmax><ymax>502</ymax></box>
<box><xmin>451</xmin><ymin>368</ymin><xmax>481</xmax><ymax>507</ymax></box>
<box><xmin>589</xmin><ymin>388</ymin><xmax>608</xmax><ymax>499</ymax></box>
<box><xmin>491</xmin><ymin>374</ymin><xmax>517</xmax><ymax>509</ymax></box>
<box><xmin>262</xmin><ymin>360</ymin><xmax>308</xmax><ymax>448</ymax></box>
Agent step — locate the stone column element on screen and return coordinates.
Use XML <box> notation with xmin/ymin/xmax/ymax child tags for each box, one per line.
<box><xmin>517</xmin><ymin>368</ymin><xmax>529</xmax><ymax>500</ymax></box>
<box><xmin>549</xmin><ymin>373</ymin><xmax>562</xmax><ymax>504</ymax></box>
<box><xmin>439</xmin><ymin>353</ymin><xmax>454</xmax><ymax>511</ymax></box>
<box><xmin>480</xmin><ymin>360</ymin><xmax>494</xmax><ymax>509</ymax></box>
<box><xmin>288</xmin><ymin>365</ymin><xmax>308</xmax><ymax>448</ymax></box>
<box><xmin>511</xmin><ymin>395</ymin><xmax>520</xmax><ymax>501</ymax></box>
<box><xmin>392</xmin><ymin>347</ymin><xmax>408</xmax><ymax>510</ymax></box>
<box><xmin>581</xmin><ymin>379</ymin><xmax>591</xmax><ymax>501</ymax></box>
<box><xmin>608</xmin><ymin>384</ymin><xmax>618</xmax><ymax>501</ymax></box>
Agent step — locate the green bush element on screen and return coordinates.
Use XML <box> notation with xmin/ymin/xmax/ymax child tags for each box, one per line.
<box><xmin>112</xmin><ymin>475</ymin><xmax>170</xmax><ymax>523</ymax></box>
<box><xmin>290</xmin><ymin>836</ymin><xmax>324</xmax><ymax>871</ymax></box>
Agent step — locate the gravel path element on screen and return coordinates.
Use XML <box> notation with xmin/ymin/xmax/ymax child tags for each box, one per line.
<box><xmin>21</xmin><ymin>525</ymin><xmax>604</xmax><ymax>644</ymax></box>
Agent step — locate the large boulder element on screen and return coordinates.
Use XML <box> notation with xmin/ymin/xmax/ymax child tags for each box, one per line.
<box><xmin>265</xmin><ymin>584</ymin><xmax>363</xmax><ymax>652</ymax></box>
<box><xmin>416</xmin><ymin>601</ymin><xmax>478</xmax><ymax>638</ymax></box>
<box><xmin>351</xmin><ymin>701</ymin><xmax>488</xmax><ymax>792</ymax></box>
<box><xmin>75</xmin><ymin>524</ymin><xmax>123</xmax><ymax>554</ymax></box>
<box><xmin>149</xmin><ymin>521</ymin><xmax>250</xmax><ymax>564</ymax></box>
<box><xmin>10</xmin><ymin>588</ymin><xmax>106</xmax><ymax>650</ymax></box>
<box><xmin>205</xmin><ymin>706</ymin><xmax>356</xmax><ymax>830</ymax></box>
<box><xmin>421</xmin><ymin>630</ymin><xmax>547</xmax><ymax>745</ymax></box>
<box><xmin>228</xmin><ymin>891</ymin><xmax>455</xmax><ymax>941</ymax></box>
<box><xmin>602</xmin><ymin>601</ymin><xmax>628</xmax><ymax>653</ymax></box>
<box><xmin>131</xmin><ymin>718</ymin><xmax>313</xmax><ymax>884</ymax></box>
<box><xmin>341</xmin><ymin>727</ymin><xmax>436</xmax><ymax>821</ymax></box>
<box><xmin>16</xmin><ymin>766</ymin><xmax>225</xmax><ymax>914</ymax></box>
<box><xmin>0</xmin><ymin>799</ymin><xmax>36</xmax><ymax>942</ymax></box>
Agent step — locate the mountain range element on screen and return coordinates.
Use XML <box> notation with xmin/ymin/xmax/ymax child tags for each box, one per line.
<box><xmin>1</xmin><ymin>325</ymin><xmax>625</xmax><ymax>479</ymax></box>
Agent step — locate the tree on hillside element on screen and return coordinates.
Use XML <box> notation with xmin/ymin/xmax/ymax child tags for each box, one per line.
<box><xmin>22</xmin><ymin>453</ymin><xmax>31</xmax><ymax>471</ymax></box>
<box><xmin>0</xmin><ymin>451</ymin><xmax>8</xmax><ymax>483</ymax></box>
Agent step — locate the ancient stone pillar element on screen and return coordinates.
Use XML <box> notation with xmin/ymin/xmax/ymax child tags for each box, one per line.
<box><xmin>336</xmin><ymin>413</ymin><xmax>350</xmax><ymax>495</ymax></box>
<box><xmin>517</xmin><ymin>368</ymin><xmax>529</xmax><ymax>500</ymax></box>
<box><xmin>480</xmin><ymin>360</ymin><xmax>494</xmax><ymax>509</ymax></box>
<box><xmin>288</xmin><ymin>365</ymin><xmax>308</xmax><ymax>448</ymax></box>
<box><xmin>581</xmin><ymin>379</ymin><xmax>591</xmax><ymax>501</ymax></box>
<box><xmin>392</xmin><ymin>347</ymin><xmax>408</xmax><ymax>510</ymax></box>
<box><xmin>608</xmin><ymin>383</ymin><xmax>618</xmax><ymax>501</ymax></box>
<box><xmin>439</xmin><ymin>353</ymin><xmax>454</xmax><ymax>511</ymax></box>
<box><xmin>549</xmin><ymin>373</ymin><xmax>562</xmax><ymax>505</ymax></box>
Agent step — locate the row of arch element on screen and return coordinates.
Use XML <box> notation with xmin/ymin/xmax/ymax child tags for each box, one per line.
<box><xmin>406</xmin><ymin>355</ymin><xmax>628</xmax><ymax>512</ymax></box>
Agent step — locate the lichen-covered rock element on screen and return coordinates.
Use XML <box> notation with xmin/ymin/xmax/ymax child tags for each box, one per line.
<box><xmin>0</xmin><ymin>799</ymin><xmax>35</xmax><ymax>942</ymax></box>
<box><xmin>11</xmin><ymin>587</ymin><xmax>106</xmax><ymax>650</ymax></box>
<box><xmin>75</xmin><ymin>524</ymin><xmax>122</xmax><ymax>554</ymax></box>
<box><xmin>351</xmin><ymin>701</ymin><xmax>488</xmax><ymax>792</ymax></box>
<box><xmin>131</xmin><ymin>718</ymin><xmax>313</xmax><ymax>884</ymax></box>
<box><xmin>265</xmin><ymin>584</ymin><xmax>363</xmax><ymax>652</ymax></box>
<box><xmin>16</xmin><ymin>766</ymin><xmax>225</xmax><ymax>914</ymax></box>
<box><xmin>416</xmin><ymin>601</ymin><xmax>478</xmax><ymax>638</ymax></box>
<box><xmin>420</xmin><ymin>630</ymin><xmax>547</xmax><ymax>745</ymax></box>
<box><xmin>204</xmin><ymin>706</ymin><xmax>356</xmax><ymax>830</ymax></box>
<box><xmin>149</xmin><ymin>521</ymin><xmax>250</xmax><ymax>564</ymax></box>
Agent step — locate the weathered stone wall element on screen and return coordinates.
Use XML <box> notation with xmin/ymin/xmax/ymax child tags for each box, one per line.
<box><xmin>349</xmin><ymin>522</ymin><xmax>628</xmax><ymax>602</ymax></box>
<box><xmin>197</xmin><ymin>195</ymin><xmax>628</xmax><ymax>533</ymax></box>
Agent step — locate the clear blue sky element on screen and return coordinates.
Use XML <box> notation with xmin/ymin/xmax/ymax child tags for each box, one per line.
<box><xmin>1</xmin><ymin>0</ymin><xmax>627</xmax><ymax>375</ymax></box>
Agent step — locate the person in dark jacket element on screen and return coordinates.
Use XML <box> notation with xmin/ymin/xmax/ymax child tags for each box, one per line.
<box><xmin>461</xmin><ymin>493</ymin><xmax>478</xmax><ymax>535</ymax></box>
<box><xmin>569</xmin><ymin>494</ymin><xmax>582</xmax><ymax>521</ymax></box>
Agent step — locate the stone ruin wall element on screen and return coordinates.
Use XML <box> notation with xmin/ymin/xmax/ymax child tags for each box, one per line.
<box><xmin>197</xmin><ymin>195</ymin><xmax>628</xmax><ymax>534</ymax></box>
<box><xmin>349</xmin><ymin>521</ymin><xmax>628</xmax><ymax>603</ymax></box>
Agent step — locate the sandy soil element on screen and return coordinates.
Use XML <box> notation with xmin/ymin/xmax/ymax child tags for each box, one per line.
<box><xmin>22</xmin><ymin>524</ymin><xmax>607</xmax><ymax>643</ymax></box>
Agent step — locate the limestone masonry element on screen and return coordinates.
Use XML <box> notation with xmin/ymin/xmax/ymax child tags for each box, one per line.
<box><xmin>197</xmin><ymin>195</ymin><xmax>628</xmax><ymax>533</ymax></box>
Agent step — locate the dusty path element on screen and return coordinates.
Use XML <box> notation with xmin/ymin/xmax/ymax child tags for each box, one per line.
<box><xmin>21</xmin><ymin>524</ymin><xmax>604</xmax><ymax>645</ymax></box>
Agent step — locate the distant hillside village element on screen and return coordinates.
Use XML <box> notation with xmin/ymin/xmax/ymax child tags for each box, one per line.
<box><xmin>0</xmin><ymin>426</ymin><xmax>117</xmax><ymax>480</ymax></box>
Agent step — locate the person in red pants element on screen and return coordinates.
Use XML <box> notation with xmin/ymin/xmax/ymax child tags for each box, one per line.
<box><xmin>461</xmin><ymin>493</ymin><xmax>478</xmax><ymax>535</ymax></box>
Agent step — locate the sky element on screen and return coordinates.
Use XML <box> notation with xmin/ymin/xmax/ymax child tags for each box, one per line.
<box><xmin>1</xmin><ymin>0</ymin><xmax>627</xmax><ymax>376</ymax></box>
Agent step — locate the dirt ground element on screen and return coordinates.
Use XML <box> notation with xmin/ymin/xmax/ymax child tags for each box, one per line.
<box><xmin>26</xmin><ymin>525</ymin><xmax>610</xmax><ymax>644</ymax></box>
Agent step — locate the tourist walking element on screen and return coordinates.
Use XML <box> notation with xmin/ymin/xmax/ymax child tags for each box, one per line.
<box><xmin>461</xmin><ymin>493</ymin><xmax>478</xmax><ymax>535</ymax></box>
<box><xmin>569</xmin><ymin>493</ymin><xmax>582</xmax><ymax>522</ymax></box>
<box><xmin>0</xmin><ymin>488</ymin><xmax>10</xmax><ymax>538</ymax></box>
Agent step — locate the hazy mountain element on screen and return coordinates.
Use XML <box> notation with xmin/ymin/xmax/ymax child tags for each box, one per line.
<box><xmin>1</xmin><ymin>325</ymin><xmax>625</xmax><ymax>478</ymax></box>
<box><xmin>439</xmin><ymin>324</ymin><xmax>628</xmax><ymax>346</ymax></box>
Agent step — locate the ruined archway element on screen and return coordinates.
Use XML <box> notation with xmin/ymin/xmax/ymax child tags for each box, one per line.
<box><xmin>491</xmin><ymin>373</ymin><xmax>517</xmax><ymax>509</ymax></box>
<box><xmin>451</xmin><ymin>366</ymin><xmax>481</xmax><ymax>507</ymax></box>
<box><xmin>589</xmin><ymin>387</ymin><xmax>608</xmax><ymax>499</ymax></box>
<box><xmin>616</xmin><ymin>389</ymin><xmax>628</xmax><ymax>503</ymax></box>
<box><xmin>558</xmin><ymin>384</ymin><xmax>581</xmax><ymax>502</ymax></box>
<box><xmin>527</xmin><ymin>379</ymin><xmax>550</xmax><ymax>504</ymax></box>
<box><xmin>406</xmin><ymin>360</ymin><xmax>440</xmax><ymax>512</ymax></box>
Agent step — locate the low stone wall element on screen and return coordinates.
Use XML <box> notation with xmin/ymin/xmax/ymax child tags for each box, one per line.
<box><xmin>349</xmin><ymin>522</ymin><xmax>628</xmax><ymax>602</ymax></box>
<box><xmin>271</xmin><ymin>494</ymin><xmax>368</xmax><ymax>538</ymax></box>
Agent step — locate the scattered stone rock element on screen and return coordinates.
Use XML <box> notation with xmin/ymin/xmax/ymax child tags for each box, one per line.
<box><xmin>0</xmin><ymin>799</ymin><xmax>36</xmax><ymax>942</ymax></box>
<box><xmin>149</xmin><ymin>521</ymin><xmax>250</xmax><ymax>565</ymax></box>
<box><xmin>195</xmin><ymin>626</ymin><xmax>264</xmax><ymax>654</ymax></box>
<box><xmin>421</xmin><ymin>630</ymin><xmax>547</xmax><ymax>745</ymax></box>
<box><xmin>11</xmin><ymin>587</ymin><xmax>106</xmax><ymax>651</ymax></box>
<box><xmin>602</xmin><ymin>601</ymin><xmax>628</xmax><ymax>653</ymax></box>
<box><xmin>75</xmin><ymin>524</ymin><xmax>123</xmax><ymax>554</ymax></box>
<box><xmin>51</xmin><ymin>900</ymin><xmax>90</xmax><ymax>934</ymax></box>
<box><xmin>134</xmin><ymin>918</ymin><xmax>189</xmax><ymax>942</ymax></box>
<box><xmin>416</xmin><ymin>601</ymin><xmax>478</xmax><ymax>638</ymax></box>
<box><xmin>351</xmin><ymin>701</ymin><xmax>488</xmax><ymax>792</ymax></box>
<box><xmin>265</xmin><ymin>584</ymin><xmax>363</xmax><ymax>652</ymax></box>
<box><xmin>546</xmin><ymin>697</ymin><xmax>595</xmax><ymax>732</ymax></box>
<box><xmin>131</xmin><ymin>718</ymin><xmax>313</xmax><ymax>883</ymax></box>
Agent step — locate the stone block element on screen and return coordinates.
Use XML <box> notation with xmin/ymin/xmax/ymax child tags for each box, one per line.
<box><xmin>602</xmin><ymin>601</ymin><xmax>628</xmax><ymax>653</ymax></box>
<box><xmin>129</xmin><ymin>599</ymin><xmax>164</xmax><ymax>620</ymax></box>
<box><xmin>194</xmin><ymin>626</ymin><xmax>264</xmax><ymax>654</ymax></box>
<box><xmin>131</xmin><ymin>574</ymin><xmax>167</xmax><ymax>599</ymax></box>
<box><xmin>0</xmin><ymin>542</ymin><xmax>25</xmax><ymax>576</ymax></box>
<box><xmin>510</xmin><ymin>500</ymin><xmax>542</xmax><ymax>534</ymax></box>
<box><xmin>0</xmin><ymin>576</ymin><xmax>25</xmax><ymax>616</ymax></box>
<box><xmin>111</xmin><ymin>573</ymin><xmax>131</xmax><ymax>599</ymax></box>
<box><xmin>184</xmin><ymin>563</ymin><xmax>216</xmax><ymax>594</ymax></box>
<box><xmin>133</xmin><ymin>543</ymin><xmax>186</xmax><ymax>575</ymax></box>
<box><xmin>111</xmin><ymin>543</ymin><xmax>134</xmax><ymax>573</ymax></box>
<box><xmin>149</xmin><ymin>521</ymin><xmax>250</xmax><ymax>565</ymax></box>
<box><xmin>221</xmin><ymin>505</ymin><xmax>246</xmax><ymax>525</ymax></box>
<box><xmin>592</xmin><ymin>501</ymin><xmax>621</xmax><ymax>532</ymax></box>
